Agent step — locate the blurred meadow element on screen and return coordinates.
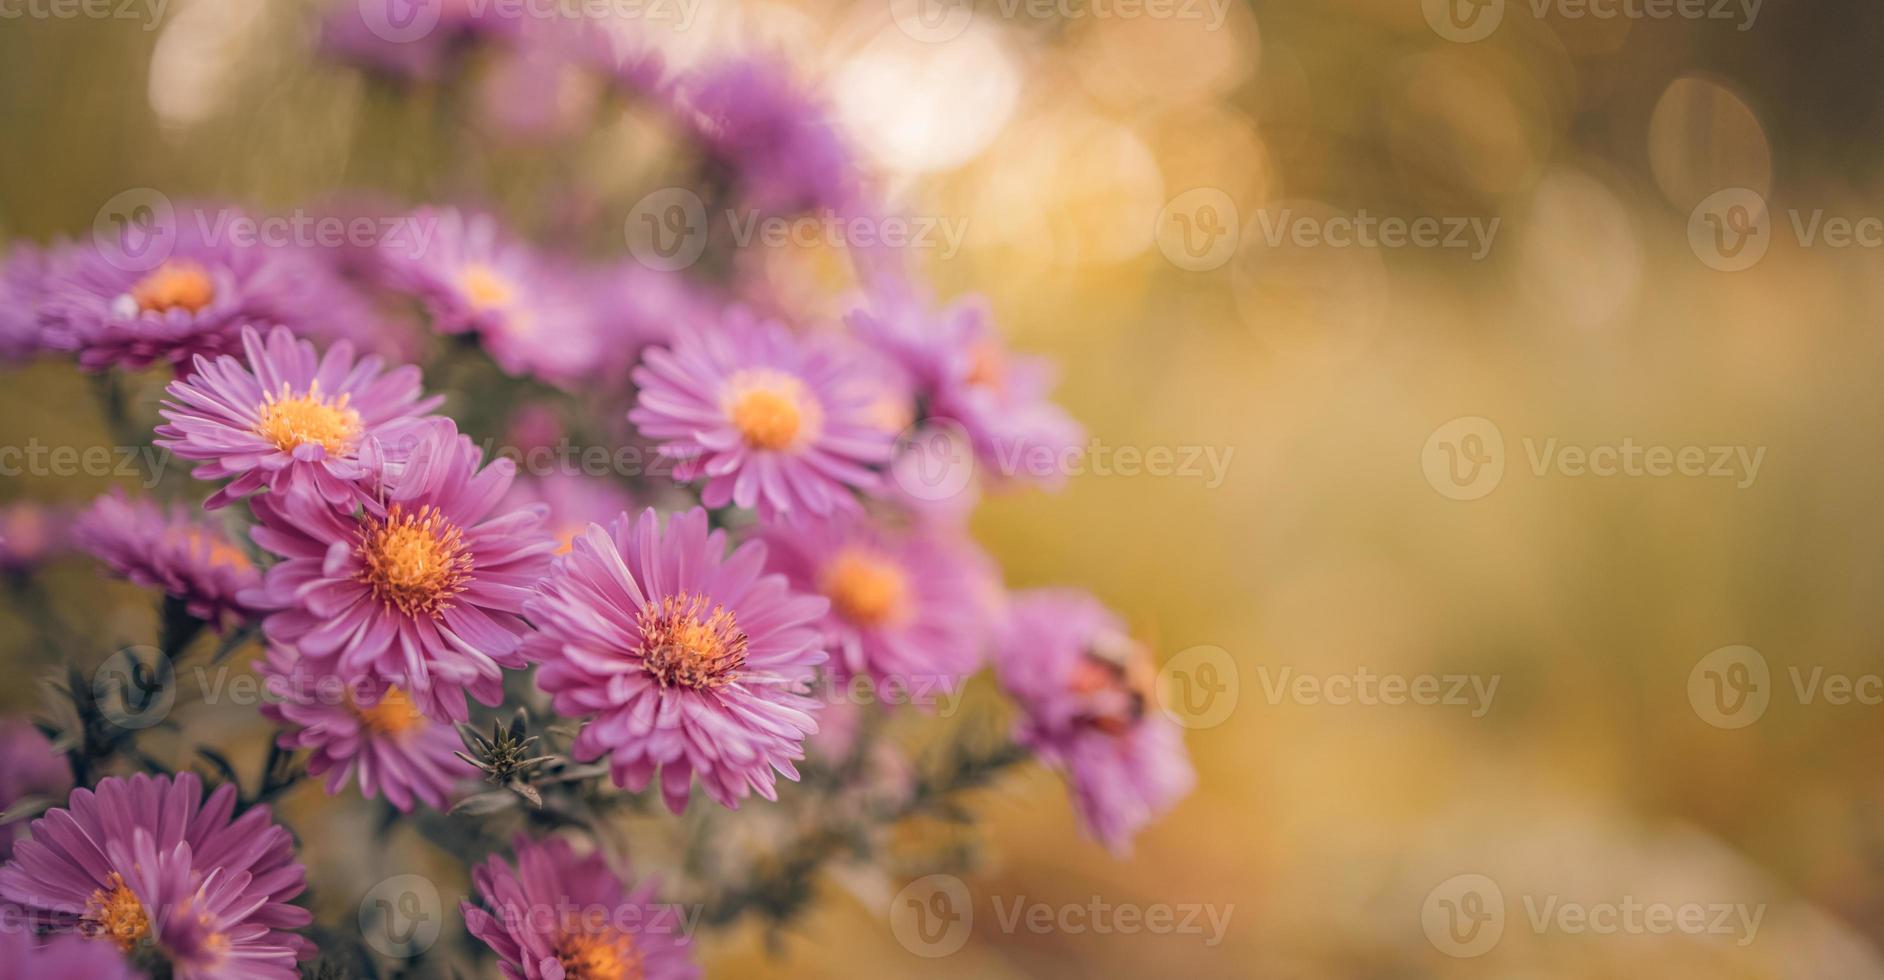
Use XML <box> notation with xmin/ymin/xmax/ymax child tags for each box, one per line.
<box><xmin>7</xmin><ymin>0</ymin><xmax>1884</xmax><ymax>977</ymax></box>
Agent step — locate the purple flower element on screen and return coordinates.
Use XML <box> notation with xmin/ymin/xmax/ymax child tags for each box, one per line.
<box><xmin>41</xmin><ymin>212</ymin><xmax>373</xmax><ymax>374</ymax></box>
<box><xmin>526</xmin><ymin>507</ymin><xmax>827</xmax><ymax>812</ymax></box>
<box><xmin>0</xmin><ymin>719</ymin><xmax>71</xmax><ymax>862</ymax></box>
<box><xmin>0</xmin><ymin>928</ymin><xmax>136</xmax><ymax>979</ymax></box>
<box><xmin>0</xmin><ymin>500</ymin><xmax>71</xmax><ymax>574</ymax></box>
<box><xmin>245</xmin><ymin>418</ymin><xmax>554</xmax><ymax>722</ymax></box>
<box><xmin>462</xmin><ymin>835</ymin><xmax>699</xmax><ymax>980</ymax></box>
<box><xmin>376</xmin><ymin>208</ymin><xmax>602</xmax><ymax>385</ymax></box>
<box><xmin>73</xmin><ymin>490</ymin><xmax>261</xmax><ymax>632</ymax></box>
<box><xmin>259</xmin><ymin>645</ymin><xmax>475</xmax><ymax>812</ymax></box>
<box><xmin>851</xmin><ymin>291</ymin><xmax>1083</xmax><ymax>489</ymax></box>
<box><xmin>673</xmin><ymin>56</ymin><xmax>861</xmax><ymax>214</ymax></box>
<box><xmin>317</xmin><ymin>0</ymin><xmax>523</xmax><ymax>82</ymax></box>
<box><xmin>757</xmin><ymin>514</ymin><xmax>991</xmax><ymax>699</ymax></box>
<box><xmin>629</xmin><ymin>310</ymin><xmax>894</xmax><ymax>520</ymax></box>
<box><xmin>0</xmin><ymin>772</ymin><xmax>311</xmax><ymax>975</ymax></box>
<box><xmin>995</xmin><ymin>590</ymin><xmax>1194</xmax><ymax>855</ymax></box>
<box><xmin>0</xmin><ymin>242</ymin><xmax>60</xmax><ymax>362</ymax></box>
<box><xmin>156</xmin><ymin>326</ymin><xmax>442</xmax><ymax>509</ymax></box>
<box><xmin>503</xmin><ymin>472</ymin><xmax>634</xmax><ymax>555</ymax></box>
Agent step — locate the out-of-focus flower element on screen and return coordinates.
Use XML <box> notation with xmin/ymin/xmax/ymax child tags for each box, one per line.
<box><xmin>995</xmin><ymin>590</ymin><xmax>1194</xmax><ymax>855</ymax></box>
<box><xmin>672</xmin><ymin>56</ymin><xmax>862</xmax><ymax>215</ymax></box>
<box><xmin>503</xmin><ymin>472</ymin><xmax>633</xmax><ymax>554</ymax></box>
<box><xmin>259</xmin><ymin>645</ymin><xmax>474</xmax><ymax>812</ymax></box>
<box><xmin>0</xmin><ymin>500</ymin><xmax>72</xmax><ymax>574</ymax></box>
<box><xmin>462</xmin><ymin>834</ymin><xmax>699</xmax><ymax>980</ymax></box>
<box><xmin>0</xmin><ymin>927</ymin><xmax>136</xmax><ymax>979</ymax></box>
<box><xmin>0</xmin><ymin>243</ymin><xmax>59</xmax><ymax>361</ymax></box>
<box><xmin>157</xmin><ymin>326</ymin><xmax>440</xmax><ymax>509</ymax></box>
<box><xmin>72</xmin><ymin>490</ymin><xmax>261</xmax><ymax>632</ymax></box>
<box><xmin>852</xmin><ymin>291</ymin><xmax>1084</xmax><ymax>489</ymax></box>
<box><xmin>0</xmin><ymin>719</ymin><xmax>71</xmax><ymax>861</ymax></box>
<box><xmin>40</xmin><ymin>213</ymin><xmax>374</xmax><ymax>374</ymax></box>
<box><xmin>0</xmin><ymin>772</ymin><xmax>311</xmax><ymax>973</ymax></box>
<box><xmin>758</xmin><ymin>513</ymin><xmax>990</xmax><ymax>698</ymax></box>
<box><xmin>246</xmin><ymin>417</ymin><xmax>554</xmax><ymax>722</ymax></box>
<box><xmin>317</xmin><ymin>0</ymin><xmax>523</xmax><ymax>82</ymax></box>
<box><xmin>526</xmin><ymin>507</ymin><xmax>827</xmax><ymax>812</ymax></box>
<box><xmin>376</xmin><ymin>208</ymin><xmax>602</xmax><ymax>385</ymax></box>
<box><xmin>629</xmin><ymin>310</ymin><xmax>894</xmax><ymax>520</ymax></box>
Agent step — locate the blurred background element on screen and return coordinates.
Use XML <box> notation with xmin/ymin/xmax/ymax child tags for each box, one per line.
<box><xmin>7</xmin><ymin>0</ymin><xmax>1884</xmax><ymax>977</ymax></box>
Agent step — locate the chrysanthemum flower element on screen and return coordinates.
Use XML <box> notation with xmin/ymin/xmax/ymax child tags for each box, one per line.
<box><xmin>73</xmin><ymin>490</ymin><xmax>261</xmax><ymax>632</ymax></box>
<box><xmin>995</xmin><ymin>590</ymin><xmax>1195</xmax><ymax>855</ymax></box>
<box><xmin>156</xmin><ymin>325</ymin><xmax>442</xmax><ymax>509</ymax></box>
<box><xmin>245</xmin><ymin>418</ymin><xmax>554</xmax><ymax>722</ymax></box>
<box><xmin>0</xmin><ymin>927</ymin><xmax>136</xmax><ymax>979</ymax></box>
<box><xmin>0</xmin><ymin>772</ymin><xmax>311</xmax><ymax>974</ymax></box>
<box><xmin>0</xmin><ymin>242</ymin><xmax>59</xmax><ymax>362</ymax></box>
<box><xmin>258</xmin><ymin>645</ymin><xmax>475</xmax><ymax>812</ymax></box>
<box><xmin>0</xmin><ymin>500</ymin><xmax>71</xmax><ymax>574</ymax></box>
<box><xmin>0</xmin><ymin>719</ymin><xmax>71</xmax><ymax>861</ymax></box>
<box><xmin>40</xmin><ymin>213</ymin><xmax>372</xmax><ymax>373</ymax></box>
<box><xmin>851</xmin><ymin>290</ymin><xmax>1083</xmax><ymax>489</ymax></box>
<box><xmin>758</xmin><ymin>514</ymin><xmax>990</xmax><ymax>700</ymax></box>
<box><xmin>526</xmin><ymin>507</ymin><xmax>828</xmax><ymax>812</ymax></box>
<box><xmin>463</xmin><ymin>835</ymin><xmax>700</xmax><ymax>980</ymax></box>
<box><xmin>629</xmin><ymin>310</ymin><xmax>894</xmax><ymax>520</ymax></box>
<box><xmin>673</xmin><ymin>57</ymin><xmax>860</xmax><ymax>214</ymax></box>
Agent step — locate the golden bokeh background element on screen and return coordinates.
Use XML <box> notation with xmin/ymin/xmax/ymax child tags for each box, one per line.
<box><xmin>6</xmin><ymin>0</ymin><xmax>1884</xmax><ymax>977</ymax></box>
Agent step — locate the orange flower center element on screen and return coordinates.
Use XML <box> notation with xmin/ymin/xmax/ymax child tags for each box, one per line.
<box><xmin>355</xmin><ymin>504</ymin><xmax>473</xmax><ymax>618</ymax></box>
<box><xmin>351</xmin><ymin>685</ymin><xmax>426</xmax><ymax>737</ymax></box>
<box><xmin>254</xmin><ymin>380</ymin><xmax>363</xmax><ymax>456</ymax></box>
<box><xmin>723</xmin><ymin>369</ymin><xmax>820</xmax><ymax>452</ymax></box>
<box><xmin>459</xmin><ymin>263</ymin><xmax>516</xmax><ymax>312</ymax></box>
<box><xmin>555</xmin><ymin>929</ymin><xmax>644</xmax><ymax>980</ymax></box>
<box><xmin>83</xmin><ymin>873</ymin><xmax>150</xmax><ymax>951</ymax></box>
<box><xmin>129</xmin><ymin>260</ymin><xmax>216</xmax><ymax>314</ymax></box>
<box><xmin>638</xmin><ymin>593</ymin><xmax>748</xmax><ymax>689</ymax></box>
<box><xmin>167</xmin><ymin>527</ymin><xmax>253</xmax><ymax>572</ymax></box>
<box><xmin>820</xmin><ymin>549</ymin><xmax>911</xmax><ymax>628</ymax></box>
<box><xmin>964</xmin><ymin>339</ymin><xmax>1006</xmax><ymax>391</ymax></box>
<box><xmin>1069</xmin><ymin>632</ymin><xmax>1155</xmax><ymax>736</ymax></box>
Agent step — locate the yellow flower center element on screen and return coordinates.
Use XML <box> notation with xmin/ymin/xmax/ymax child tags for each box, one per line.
<box><xmin>355</xmin><ymin>504</ymin><xmax>473</xmax><ymax>618</ymax></box>
<box><xmin>254</xmin><ymin>380</ymin><xmax>363</xmax><ymax>457</ymax></box>
<box><xmin>821</xmin><ymin>549</ymin><xmax>911</xmax><ymax>628</ymax></box>
<box><xmin>637</xmin><ymin>593</ymin><xmax>748</xmax><ymax>689</ymax></box>
<box><xmin>351</xmin><ymin>685</ymin><xmax>426</xmax><ymax>737</ymax></box>
<box><xmin>83</xmin><ymin>873</ymin><xmax>150</xmax><ymax>951</ymax></box>
<box><xmin>129</xmin><ymin>260</ymin><xmax>216</xmax><ymax>314</ymax></box>
<box><xmin>556</xmin><ymin>929</ymin><xmax>644</xmax><ymax>980</ymax></box>
<box><xmin>723</xmin><ymin>369</ymin><xmax>820</xmax><ymax>452</ymax></box>
<box><xmin>459</xmin><ymin>263</ymin><xmax>516</xmax><ymax>312</ymax></box>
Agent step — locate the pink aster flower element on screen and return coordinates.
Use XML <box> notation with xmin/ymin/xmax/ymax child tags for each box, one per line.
<box><xmin>0</xmin><ymin>772</ymin><xmax>311</xmax><ymax>974</ymax></box>
<box><xmin>628</xmin><ymin>310</ymin><xmax>894</xmax><ymax>520</ymax></box>
<box><xmin>0</xmin><ymin>242</ymin><xmax>60</xmax><ymax>362</ymax></box>
<box><xmin>0</xmin><ymin>928</ymin><xmax>136</xmax><ymax>979</ymax></box>
<box><xmin>40</xmin><ymin>211</ymin><xmax>372</xmax><ymax>373</ymax></box>
<box><xmin>245</xmin><ymin>417</ymin><xmax>554</xmax><ymax>722</ymax></box>
<box><xmin>73</xmin><ymin>490</ymin><xmax>261</xmax><ymax>632</ymax></box>
<box><xmin>156</xmin><ymin>325</ymin><xmax>442</xmax><ymax>509</ymax></box>
<box><xmin>0</xmin><ymin>500</ymin><xmax>71</xmax><ymax>574</ymax></box>
<box><xmin>851</xmin><ymin>290</ymin><xmax>1083</xmax><ymax>489</ymax></box>
<box><xmin>462</xmin><ymin>835</ymin><xmax>699</xmax><ymax>980</ymax></box>
<box><xmin>0</xmin><ymin>719</ymin><xmax>71</xmax><ymax>861</ymax></box>
<box><xmin>258</xmin><ymin>645</ymin><xmax>475</xmax><ymax>812</ymax></box>
<box><xmin>995</xmin><ymin>590</ymin><xmax>1195</xmax><ymax>855</ymax></box>
<box><xmin>757</xmin><ymin>513</ymin><xmax>990</xmax><ymax>701</ymax></box>
<box><xmin>317</xmin><ymin>0</ymin><xmax>524</xmax><ymax>82</ymax></box>
<box><xmin>672</xmin><ymin>56</ymin><xmax>861</xmax><ymax>214</ymax></box>
<box><xmin>525</xmin><ymin>507</ymin><xmax>828</xmax><ymax>812</ymax></box>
